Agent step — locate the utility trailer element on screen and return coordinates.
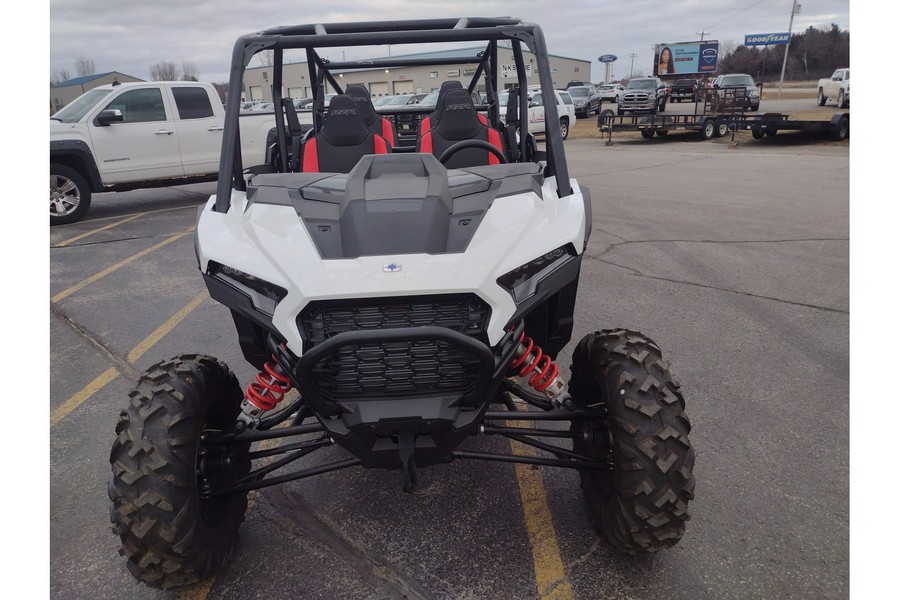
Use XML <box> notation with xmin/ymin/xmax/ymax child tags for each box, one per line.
<box><xmin>734</xmin><ymin>112</ymin><xmax>849</xmax><ymax>142</ymax></box>
<box><xmin>598</xmin><ymin>87</ymin><xmax>751</xmax><ymax>141</ymax></box>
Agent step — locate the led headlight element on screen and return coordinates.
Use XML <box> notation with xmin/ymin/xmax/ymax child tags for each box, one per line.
<box><xmin>497</xmin><ymin>244</ymin><xmax>576</xmax><ymax>303</ymax></box>
<box><xmin>207</xmin><ymin>260</ymin><xmax>287</xmax><ymax>316</ymax></box>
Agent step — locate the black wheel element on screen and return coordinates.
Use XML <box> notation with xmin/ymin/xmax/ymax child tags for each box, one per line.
<box><xmin>617</xmin><ymin>106</ymin><xmax>625</xmax><ymax>116</ymax></box>
<box><xmin>559</xmin><ymin>118</ymin><xmax>569</xmax><ymax>141</ymax></box>
<box><xmin>701</xmin><ymin>119</ymin><xmax>715</xmax><ymax>140</ymax></box>
<box><xmin>658</xmin><ymin>98</ymin><xmax>666</xmax><ymax>113</ymax></box>
<box><xmin>751</xmin><ymin>128</ymin><xmax>765</xmax><ymax>140</ymax></box>
<box><xmin>656</xmin><ymin>129</ymin><xmax>668</xmax><ymax>136</ymax></box>
<box><xmin>109</xmin><ymin>355</ymin><xmax>250</xmax><ymax>589</ymax></box>
<box><xmin>569</xmin><ymin>329</ymin><xmax>695</xmax><ymax>554</ymax></box>
<box><xmin>50</xmin><ymin>163</ymin><xmax>92</xmax><ymax>225</ymax></box>
<box><xmin>817</xmin><ymin>88</ymin><xmax>826</xmax><ymax>106</ymax></box>
<box><xmin>832</xmin><ymin>116</ymin><xmax>849</xmax><ymax>141</ymax></box>
<box><xmin>641</xmin><ymin>130</ymin><xmax>655</xmax><ymax>139</ymax></box>
<box><xmin>838</xmin><ymin>90</ymin><xmax>848</xmax><ymax>109</ymax></box>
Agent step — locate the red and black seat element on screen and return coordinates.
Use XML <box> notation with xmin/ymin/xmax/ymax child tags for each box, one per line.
<box><xmin>416</xmin><ymin>88</ymin><xmax>504</xmax><ymax>169</ymax></box>
<box><xmin>302</xmin><ymin>95</ymin><xmax>391</xmax><ymax>173</ymax></box>
<box><xmin>344</xmin><ymin>83</ymin><xmax>397</xmax><ymax>147</ymax></box>
<box><xmin>416</xmin><ymin>80</ymin><xmax>464</xmax><ymax>138</ymax></box>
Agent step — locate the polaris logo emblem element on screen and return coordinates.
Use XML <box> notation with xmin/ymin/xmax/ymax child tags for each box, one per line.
<box><xmin>331</xmin><ymin>108</ymin><xmax>358</xmax><ymax>116</ymax></box>
<box><xmin>383</xmin><ymin>263</ymin><xmax>402</xmax><ymax>272</ymax></box>
<box><xmin>446</xmin><ymin>104</ymin><xmax>471</xmax><ymax>111</ymax></box>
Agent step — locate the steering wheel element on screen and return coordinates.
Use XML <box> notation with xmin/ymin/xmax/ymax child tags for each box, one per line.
<box><xmin>437</xmin><ymin>139</ymin><xmax>507</xmax><ymax>165</ymax></box>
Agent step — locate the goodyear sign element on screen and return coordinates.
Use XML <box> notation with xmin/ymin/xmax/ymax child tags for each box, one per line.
<box><xmin>744</xmin><ymin>32</ymin><xmax>792</xmax><ymax>46</ymax></box>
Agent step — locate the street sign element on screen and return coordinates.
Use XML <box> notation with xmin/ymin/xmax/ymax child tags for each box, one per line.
<box><xmin>598</xmin><ymin>54</ymin><xmax>618</xmax><ymax>63</ymax></box>
<box><xmin>745</xmin><ymin>32</ymin><xmax>792</xmax><ymax>46</ymax></box>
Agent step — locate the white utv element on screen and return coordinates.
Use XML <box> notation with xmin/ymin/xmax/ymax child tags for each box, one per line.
<box><xmin>108</xmin><ymin>17</ymin><xmax>696</xmax><ymax>589</ymax></box>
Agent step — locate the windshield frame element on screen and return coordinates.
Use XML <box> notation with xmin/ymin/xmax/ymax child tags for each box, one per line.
<box><xmin>51</xmin><ymin>88</ymin><xmax>114</xmax><ymax>123</ymax></box>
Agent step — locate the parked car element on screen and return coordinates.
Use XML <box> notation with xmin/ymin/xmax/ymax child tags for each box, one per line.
<box><xmin>293</xmin><ymin>97</ymin><xmax>314</xmax><ymax>109</ymax></box>
<box><xmin>711</xmin><ymin>73</ymin><xmax>761</xmax><ymax>111</ymax></box>
<box><xmin>618</xmin><ymin>76</ymin><xmax>668</xmax><ymax>115</ymax></box>
<box><xmin>566</xmin><ymin>85</ymin><xmax>602</xmax><ymax>117</ymax></box>
<box><xmin>670</xmin><ymin>78</ymin><xmax>700</xmax><ymax>102</ymax></box>
<box><xmin>596</xmin><ymin>83</ymin><xmax>624</xmax><ymax>103</ymax></box>
<box><xmin>498</xmin><ymin>87</ymin><xmax>576</xmax><ymax>140</ymax></box>
<box><xmin>817</xmin><ymin>68</ymin><xmax>849</xmax><ymax>108</ymax></box>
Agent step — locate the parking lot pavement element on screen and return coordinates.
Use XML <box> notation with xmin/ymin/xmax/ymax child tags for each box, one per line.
<box><xmin>49</xmin><ymin>138</ymin><xmax>848</xmax><ymax>599</ymax></box>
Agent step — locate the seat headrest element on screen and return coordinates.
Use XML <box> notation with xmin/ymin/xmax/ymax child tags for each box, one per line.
<box><xmin>322</xmin><ymin>95</ymin><xmax>371</xmax><ymax>146</ymax></box>
<box><xmin>435</xmin><ymin>88</ymin><xmax>482</xmax><ymax>140</ymax></box>
<box><xmin>430</xmin><ymin>80</ymin><xmax>464</xmax><ymax>125</ymax></box>
<box><xmin>344</xmin><ymin>84</ymin><xmax>377</xmax><ymax>127</ymax></box>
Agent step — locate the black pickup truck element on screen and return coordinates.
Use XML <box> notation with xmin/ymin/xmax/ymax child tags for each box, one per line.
<box><xmin>670</xmin><ymin>78</ymin><xmax>700</xmax><ymax>103</ymax></box>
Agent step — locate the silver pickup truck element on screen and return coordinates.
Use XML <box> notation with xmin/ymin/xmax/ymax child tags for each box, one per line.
<box><xmin>617</xmin><ymin>76</ymin><xmax>668</xmax><ymax>115</ymax></box>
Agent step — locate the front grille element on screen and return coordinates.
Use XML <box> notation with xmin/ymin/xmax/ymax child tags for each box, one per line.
<box><xmin>298</xmin><ymin>294</ymin><xmax>491</xmax><ymax>401</ymax></box>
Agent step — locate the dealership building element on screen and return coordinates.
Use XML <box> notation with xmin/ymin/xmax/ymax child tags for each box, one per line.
<box><xmin>241</xmin><ymin>46</ymin><xmax>592</xmax><ymax>102</ymax></box>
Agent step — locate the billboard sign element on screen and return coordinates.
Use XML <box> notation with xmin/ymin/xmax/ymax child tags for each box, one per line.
<box><xmin>654</xmin><ymin>42</ymin><xmax>719</xmax><ymax>76</ymax></box>
<box><xmin>744</xmin><ymin>32</ymin><xmax>792</xmax><ymax>46</ymax></box>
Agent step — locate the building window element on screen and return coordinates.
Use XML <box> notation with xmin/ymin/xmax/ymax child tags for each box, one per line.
<box><xmin>430</xmin><ymin>71</ymin><xmax>439</xmax><ymax>78</ymax></box>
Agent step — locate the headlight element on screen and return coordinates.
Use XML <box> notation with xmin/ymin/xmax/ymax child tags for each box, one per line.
<box><xmin>497</xmin><ymin>245</ymin><xmax>577</xmax><ymax>302</ymax></box>
<box><xmin>207</xmin><ymin>260</ymin><xmax>287</xmax><ymax>316</ymax></box>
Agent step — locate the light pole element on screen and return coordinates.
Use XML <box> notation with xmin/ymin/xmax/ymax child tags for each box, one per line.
<box><xmin>777</xmin><ymin>0</ymin><xmax>800</xmax><ymax>97</ymax></box>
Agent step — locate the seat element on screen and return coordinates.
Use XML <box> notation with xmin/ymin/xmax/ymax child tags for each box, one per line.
<box><xmin>345</xmin><ymin>84</ymin><xmax>396</xmax><ymax>147</ymax></box>
<box><xmin>301</xmin><ymin>95</ymin><xmax>391</xmax><ymax>173</ymax></box>
<box><xmin>416</xmin><ymin>80</ymin><xmax>463</xmax><ymax>137</ymax></box>
<box><xmin>416</xmin><ymin>88</ymin><xmax>504</xmax><ymax>169</ymax></box>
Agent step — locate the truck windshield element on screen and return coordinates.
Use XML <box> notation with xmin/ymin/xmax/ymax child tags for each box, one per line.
<box><xmin>626</xmin><ymin>80</ymin><xmax>657</xmax><ymax>90</ymax></box>
<box><xmin>52</xmin><ymin>89</ymin><xmax>114</xmax><ymax>123</ymax></box>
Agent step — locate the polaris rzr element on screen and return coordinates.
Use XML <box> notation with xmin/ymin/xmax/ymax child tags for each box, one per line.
<box><xmin>108</xmin><ymin>17</ymin><xmax>695</xmax><ymax>589</ymax></box>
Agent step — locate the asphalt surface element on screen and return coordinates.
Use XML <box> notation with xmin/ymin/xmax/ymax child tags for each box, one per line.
<box><xmin>49</xmin><ymin>128</ymin><xmax>849</xmax><ymax>599</ymax></box>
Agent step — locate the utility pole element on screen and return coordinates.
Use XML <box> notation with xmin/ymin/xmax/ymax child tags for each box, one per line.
<box><xmin>695</xmin><ymin>30</ymin><xmax>709</xmax><ymax>41</ymax></box>
<box><xmin>777</xmin><ymin>0</ymin><xmax>800</xmax><ymax>97</ymax></box>
<box><xmin>629</xmin><ymin>53</ymin><xmax>637</xmax><ymax>79</ymax></box>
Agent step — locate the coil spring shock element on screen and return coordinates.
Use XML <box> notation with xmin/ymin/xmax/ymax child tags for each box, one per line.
<box><xmin>510</xmin><ymin>332</ymin><xmax>560</xmax><ymax>393</ymax></box>
<box><xmin>246</xmin><ymin>359</ymin><xmax>293</xmax><ymax>411</ymax></box>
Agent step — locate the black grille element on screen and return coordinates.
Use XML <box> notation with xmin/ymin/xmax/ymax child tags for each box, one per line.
<box><xmin>298</xmin><ymin>294</ymin><xmax>491</xmax><ymax>401</ymax></box>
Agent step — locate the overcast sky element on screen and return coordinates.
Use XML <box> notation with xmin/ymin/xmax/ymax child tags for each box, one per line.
<box><xmin>49</xmin><ymin>0</ymin><xmax>851</xmax><ymax>84</ymax></box>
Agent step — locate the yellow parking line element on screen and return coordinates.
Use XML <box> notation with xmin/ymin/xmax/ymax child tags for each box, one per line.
<box><xmin>54</xmin><ymin>213</ymin><xmax>147</xmax><ymax>247</ymax></box>
<box><xmin>51</xmin><ymin>227</ymin><xmax>195</xmax><ymax>303</ymax></box>
<box><xmin>50</xmin><ymin>290</ymin><xmax>208</xmax><ymax>428</ymax></box>
<box><xmin>175</xmin><ymin>579</ymin><xmax>214</xmax><ymax>600</ymax></box>
<box><xmin>510</xmin><ymin>418</ymin><xmax>574</xmax><ymax>600</ymax></box>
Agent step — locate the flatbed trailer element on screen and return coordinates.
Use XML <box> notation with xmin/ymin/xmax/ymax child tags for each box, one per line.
<box><xmin>598</xmin><ymin>87</ymin><xmax>849</xmax><ymax>143</ymax></box>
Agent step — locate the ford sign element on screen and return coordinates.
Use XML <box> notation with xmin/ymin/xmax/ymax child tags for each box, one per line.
<box><xmin>598</xmin><ymin>54</ymin><xmax>618</xmax><ymax>63</ymax></box>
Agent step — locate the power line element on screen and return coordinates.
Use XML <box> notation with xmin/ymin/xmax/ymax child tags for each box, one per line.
<box><xmin>703</xmin><ymin>0</ymin><xmax>781</xmax><ymax>33</ymax></box>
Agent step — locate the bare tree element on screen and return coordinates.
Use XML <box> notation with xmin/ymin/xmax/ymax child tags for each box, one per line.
<box><xmin>51</xmin><ymin>69</ymin><xmax>72</xmax><ymax>85</ymax></box>
<box><xmin>255</xmin><ymin>50</ymin><xmax>275</xmax><ymax>67</ymax></box>
<box><xmin>75</xmin><ymin>57</ymin><xmax>96</xmax><ymax>77</ymax></box>
<box><xmin>149</xmin><ymin>61</ymin><xmax>180</xmax><ymax>81</ymax></box>
<box><xmin>181</xmin><ymin>61</ymin><xmax>200</xmax><ymax>81</ymax></box>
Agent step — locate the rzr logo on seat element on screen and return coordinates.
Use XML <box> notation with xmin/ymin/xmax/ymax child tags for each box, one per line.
<box><xmin>446</xmin><ymin>104</ymin><xmax>471</xmax><ymax>111</ymax></box>
<box><xmin>331</xmin><ymin>108</ymin><xmax>358</xmax><ymax>116</ymax></box>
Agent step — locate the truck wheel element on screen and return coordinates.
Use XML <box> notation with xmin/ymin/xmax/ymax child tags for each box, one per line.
<box><xmin>50</xmin><ymin>163</ymin><xmax>92</xmax><ymax>225</ymax></box>
<box><xmin>832</xmin><ymin>115</ymin><xmax>849</xmax><ymax>141</ymax></box>
<box><xmin>751</xmin><ymin>128</ymin><xmax>765</xmax><ymax>140</ymax></box>
<box><xmin>838</xmin><ymin>90</ymin><xmax>848</xmax><ymax>109</ymax></box>
<box><xmin>641</xmin><ymin>130</ymin><xmax>655</xmax><ymax>139</ymax></box>
<box><xmin>559</xmin><ymin>118</ymin><xmax>569</xmax><ymax>140</ymax></box>
<box><xmin>658</xmin><ymin>98</ymin><xmax>666</xmax><ymax>113</ymax></box>
<box><xmin>701</xmin><ymin>119</ymin><xmax>715</xmax><ymax>140</ymax></box>
<box><xmin>617</xmin><ymin>107</ymin><xmax>625</xmax><ymax>116</ymax></box>
<box><xmin>569</xmin><ymin>329</ymin><xmax>695</xmax><ymax>554</ymax></box>
<box><xmin>817</xmin><ymin>88</ymin><xmax>826</xmax><ymax>106</ymax></box>
<box><xmin>109</xmin><ymin>355</ymin><xmax>250</xmax><ymax>589</ymax></box>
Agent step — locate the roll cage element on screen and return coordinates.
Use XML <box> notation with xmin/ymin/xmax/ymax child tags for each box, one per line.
<box><xmin>215</xmin><ymin>17</ymin><xmax>571</xmax><ymax>213</ymax></box>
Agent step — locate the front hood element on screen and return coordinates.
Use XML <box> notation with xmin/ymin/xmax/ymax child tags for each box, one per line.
<box><xmin>50</xmin><ymin>120</ymin><xmax>88</xmax><ymax>142</ymax></box>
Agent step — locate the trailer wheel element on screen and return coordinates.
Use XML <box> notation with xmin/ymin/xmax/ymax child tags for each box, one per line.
<box><xmin>817</xmin><ymin>88</ymin><xmax>826</xmax><ymax>106</ymax></box>
<box><xmin>751</xmin><ymin>129</ymin><xmax>765</xmax><ymax>140</ymax></box>
<box><xmin>701</xmin><ymin>119</ymin><xmax>715</xmax><ymax>140</ymax></box>
<box><xmin>832</xmin><ymin>115</ymin><xmax>849</xmax><ymax>141</ymax></box>
<box><xmin>569</xmin><ymin>329</ymin><xmax>695</xmax><ymax>554</ymax></box>
<box><xmin>715</xmin><ymin>121</ymin><xmax>729</xmax><ymax>138</ymax></box>
<box><xmin>109</xmin><ymin>355</ymin><xmax>250</xmax><ymax>589</ymax></box>
<box><xmin>656</xmin><ymin>129</ymin><xmax>668</xmax><ymax>136</ymax></box>
<box><xmin>50</xmin><ymin>163</ymin><xmax>92</xmax><ymax>226</ymax></box>
<box><xmin>641</xmin><ymin>130</ymin><xmax>655</xmax><ymax>139</ymax></box>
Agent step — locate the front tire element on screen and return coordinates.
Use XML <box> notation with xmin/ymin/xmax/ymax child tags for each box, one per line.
<box><xmin>109</xmin><ymin>355</ymin><xmax>250</xmax><ymax>589</ymax></box>
<box><xmin>559</xmin><ymin>117</ymin><xmax>569</xmax><ymax>140</ymax></box>
<box><xmin>50</xmin><ymin>163</ymin><xmax>92</xmax><ymax>225</ymax></box>
<box><xmin>817</xmin><ymin>88</ymin><xmax>826</xmax><ymax>106</ymax></box>
<box><xmin>838</xmin><ymin>90</ymin><xmax>848</xmax><ymax>109</ymax></box>
<box><xmin>569</xmin><ymin>329</ymin><xmax>695</xmax><ymax>554</ymax></box>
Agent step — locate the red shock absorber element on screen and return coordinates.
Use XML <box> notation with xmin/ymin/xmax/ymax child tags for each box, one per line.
<box><xmin>245</xmin><ymin>358</ymin><xmax>293</xmax><ymax>411</ymax></box>
<box><xmin>510</xmin><ymin>333</ymin><xmax>560</xmax><ymax>393</ymax></box>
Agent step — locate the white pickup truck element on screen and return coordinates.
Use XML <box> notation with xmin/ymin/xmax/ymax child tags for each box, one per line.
<box><xmin>817</xmin><ymin>68</ymin><xmax>849</xmax><ymax>109</ymax></box>
<box><xmin>50</xmin><ymin>81</ymin><xmax>294</xmax><ymax>224</ymax></box>
<box><xmin>498</xmin><ymin>88</ymin><xmax>577</xmax><ymax>140</ymax></box>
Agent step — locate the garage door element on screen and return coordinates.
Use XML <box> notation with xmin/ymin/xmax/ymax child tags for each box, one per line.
<box><xmin>249</xmin><ymin>86</ymin><xmax>263</xmax><ymax>100</ymax></box>
<box><xmin>369</xmin><ymin>82</ymin><xmax>389</xmax><ymax>98</ymax></box>
<box><xmin>393</xmin><ymin>80</ymin><xmax>415</xmax><ymax>94</ymax></box>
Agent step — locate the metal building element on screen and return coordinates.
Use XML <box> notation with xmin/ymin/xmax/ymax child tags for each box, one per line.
<box><xmin>50</xmin><ymin>71</ymin><xmax>144</xmax><ymax>114</ymax></box>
